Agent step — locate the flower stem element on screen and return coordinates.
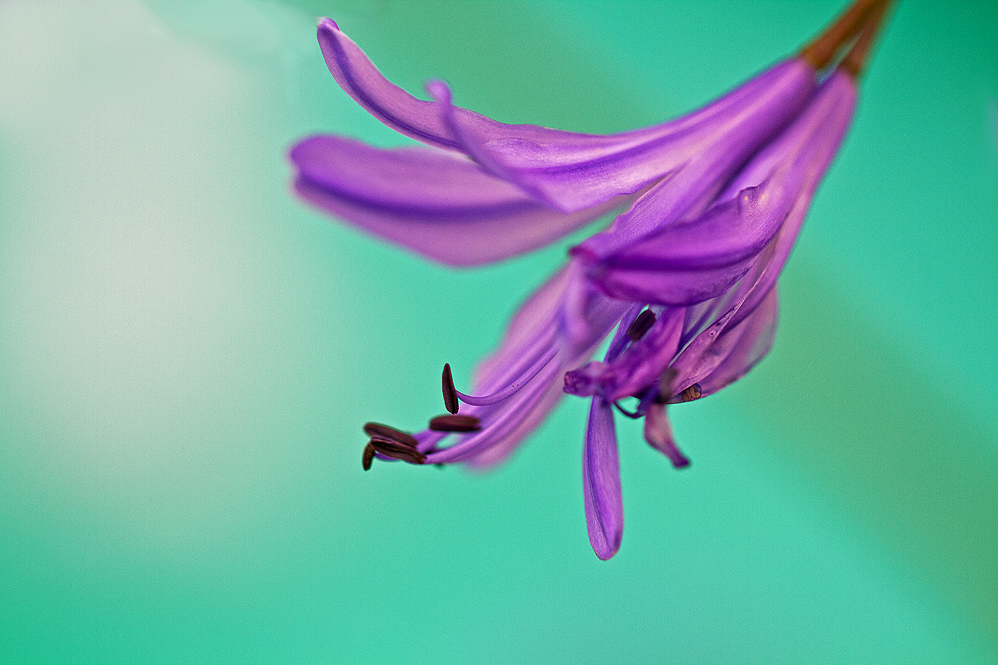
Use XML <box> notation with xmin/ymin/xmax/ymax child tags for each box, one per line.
<box><xmin>840</xmin><ymin>0</ymin><xmax>894</xmax><ymax>78</ymax></box>
<box><xmin>799</xmin><ymin>0</ymin><xmax>887</xmax><ymax>70</ymax></box>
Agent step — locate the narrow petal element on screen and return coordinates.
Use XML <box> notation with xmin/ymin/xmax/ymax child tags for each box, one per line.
<box><xmin>644</xmin><ymin>404</ymin><xmax>690</xmax><ymax>468</ymax></box>
<box><xmin>583</xmin><ymin>398</ymin><xmax>624</xmax><ymax>560</ymax></box>
<box><xmin>291</xmin><ymin>135</ymin><xmax>624</xmax><ymax>266</ymax></box>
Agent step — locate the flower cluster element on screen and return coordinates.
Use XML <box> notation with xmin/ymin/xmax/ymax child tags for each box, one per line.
<box><xmin>290</xmin><ymin>0</ymin><xmax>891</xmax><ymax>558</ymax></box>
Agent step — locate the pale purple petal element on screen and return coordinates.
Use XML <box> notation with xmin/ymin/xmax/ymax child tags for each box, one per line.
<box><xmin>583</xmin><ymin>398</ymin><xmax>623</xmax><ymax>560</ymax></box>
<box><xmin>291</xmin><ymin>135</ymin><xmax>625</xmax><ymax>266</ymax></box>
<box><xmin>644</xmin><ymin>404</ymin><xmax>690</xmax><ymax>468</ymax></box>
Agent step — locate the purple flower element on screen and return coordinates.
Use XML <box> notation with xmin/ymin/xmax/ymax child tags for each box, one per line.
<box><xmin>290</xmin><ymin>0</ymin><xmax>891</xmax><ymax>559</ymax></box>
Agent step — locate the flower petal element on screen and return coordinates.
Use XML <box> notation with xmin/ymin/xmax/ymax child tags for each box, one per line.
<box><xmin>580</xmin><ymin>183</ymin><xmax>790</xmax><ymax>306</ymax></box>
<box><xmin>583</xmin><ymin>398</ymin><xmax>623</xmax><ymax>560</ymax></box>
<box><xmin>644</xmin><ymin>404</ymin><xmax>690</xmax><ymax>468</ymax></box>
<box><xmin>291</xmin><ymin>135</ymin><xmax>624</xmax><ymax>266</ymax></box>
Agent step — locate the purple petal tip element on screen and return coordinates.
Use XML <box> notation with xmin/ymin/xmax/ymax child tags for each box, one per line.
<box><xmin>319</xmin><ymin>17</ymin><xmax>339</xmax><ymax>31</ymax></box>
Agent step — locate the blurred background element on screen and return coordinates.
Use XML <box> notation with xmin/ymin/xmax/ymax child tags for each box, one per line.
<box><xmin>1</xmin><ymin>0</ymin><xmax>996</xmax><ymax>662</ymax></box>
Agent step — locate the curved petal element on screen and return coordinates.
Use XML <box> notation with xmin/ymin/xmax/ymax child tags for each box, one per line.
<box><xmin>583</xmin><ymin>398</ymin><xmax>623</xmax><ymax>560</ymax></box>
<box><xmin>291</xmin><ymin>135</ymin><xmax>624</xmax><ymax>266</ymax></box>
<box><xmin>473</xmin><ymin>266</ymin><xmax>570</xmax><ymax>387</ymax></box>
<box><xmin>580</xmin><ymin>178</ymin><xmax>793</xmax><ymax>305</ymax></box>
<box><xmin>428</xmin><ymin>61</ymin><xmax>814</xmax><ymax>214</ymax></box>
<box><xmin>317</xmin><ymin>20</ymin><xmax>814</xmax><ymax>214</ymax></box>
<box><xmin>316</xmin><ymin>19</ymin><xmax>457</xmax><ymax>149</ymax></box>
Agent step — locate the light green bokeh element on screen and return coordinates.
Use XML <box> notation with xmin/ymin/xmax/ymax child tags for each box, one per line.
<box><xmin>1</xmin><ymin>0</ymin><xmax>996</xmax><ymax>662</ymax></box>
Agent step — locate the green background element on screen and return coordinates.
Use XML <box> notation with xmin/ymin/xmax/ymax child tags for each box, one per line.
<box><xmin>2</xmin><ymin>0</ymin><xmax>997</xmax><ymax>662</ymax></box>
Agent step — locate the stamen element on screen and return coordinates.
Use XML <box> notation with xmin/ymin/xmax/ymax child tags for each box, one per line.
<box><xmin>613</xmin><ymin>401</ymin><xmax>642</xmax><ymax>419</ymax></box>
<box><xmin>362</xmin><ymin>442</ymin><xmax>375</xmax><ymax>471</ymax></box>
<box><xmin>426</xmin><ymin>360</ymin><xmax>561</xmax><ymax>464</ymax></box>
<box><xmin>363</xmin><ymin>422</ymin><xmax>419</xmax><ymax>448</ymax></box>
<box><xmin>369</xmin><ymin>436</ymin><xmax>426</xmax><ymax>465</ymax></box>
<box><xmin>429</xmin><ymin>414</ymin><xmax>482</xmax><ymax>432</ymax></box>
<box><xmin>680</xmin><ymin>384</ymin><xmax>702</xmax><ymax>402</ymax></box>
<box><xmin>442</xmin><ymin>363</ymin><xmax>459</xmax><ymax>414</ymax></box>
<box><xmin>626</xmin><ymin>309</ymin><xmax>656</xmax><ymax>342</ymax></box>
<box><xmin>455</xmin><ymin>346</ymin><xmax>558</xmax><ymax>406</ymax></box>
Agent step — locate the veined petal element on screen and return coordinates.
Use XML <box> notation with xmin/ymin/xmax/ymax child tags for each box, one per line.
<box><xmin>428</xmin><ymin>60</ymin><xmax>814</xmax><ymax>213</ymax></box>
<box><xmin>583</xmin><ymin>398</ymin><xmax>624</xmax><ymax>560</ymax></box>
<box><xmin>291</xmin><ymin>135</ymin><xmax>624</xmax><ymax>266</ymax></box>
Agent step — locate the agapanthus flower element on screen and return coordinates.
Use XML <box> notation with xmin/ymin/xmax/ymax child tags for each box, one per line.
<box><xmin>290</xmin><ymin>0</ymin><xmax>891</xmax><ymax>559</ymax></box>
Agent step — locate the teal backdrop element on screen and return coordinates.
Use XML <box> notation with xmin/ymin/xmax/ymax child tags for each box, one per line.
<box><xmin>1</xmin><ymin>0</ymin><xmax>997</xmax><ymax>662</ymax></box>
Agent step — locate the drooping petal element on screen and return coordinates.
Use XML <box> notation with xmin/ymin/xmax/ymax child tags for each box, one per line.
<box><xmin>291</xmin><ymin>135</ymin><xmax>625</xmax><ymax>266</ymax></box>
<box><xmin>583</xmin><ymin>397</ymin><xmax>624</xmax><ymax>560</ymax></box>
<box><xmin>583</xmin><ymin>69</ymin><xmax>857</xmax><ymax>305</ymax></box>
<box><xmin>473</xmin><ymin>266</ymin><xmax>571</xmax><ymax>387</ymax></box>
<box><xmin>644</xmin><ymin>404</ymin><xmax>690</xmax><ymax>468</ymax></box>
<box><xmin>427</xmin><ymin>61</ymin><xmax>814</xmax><ymax>213</ymax></box>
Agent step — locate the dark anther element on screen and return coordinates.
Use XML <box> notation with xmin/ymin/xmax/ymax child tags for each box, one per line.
<box><xmin>442</xmin><ymin>363</ymin><xmax>459</xmax><ymax>414</ymax></box>
<box><xmin>362</xmin><ymin>442</ymin><xmax>375</xmax><ymax>471</ymax></box>
<box><xmin>654</xmin><ymin>368</ymin><xmax>678</xmax><ymax>404</ymax></box>
<box><xmin>369</xmin><ymin>436</ymin><xmax>426</xmax><ymax>465</ymax></box>
<box><xmin>363</xmin><ymin>422</ymin><xmax>419</xmax><ymax>448</ymax></box>
<box><xmin>680</xmin><ymin>383</ymin><xmax>702</xmax><ymax>402</ymax></box>
<box><xmin>429</xmin><ymin>414</ymin><xmax>481</xmax><ymax>432</ymax></box>
<box><xmin>627</xmin><ymin>309</ymin><xmax>656</xmax><ymax>341</ymax></box>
